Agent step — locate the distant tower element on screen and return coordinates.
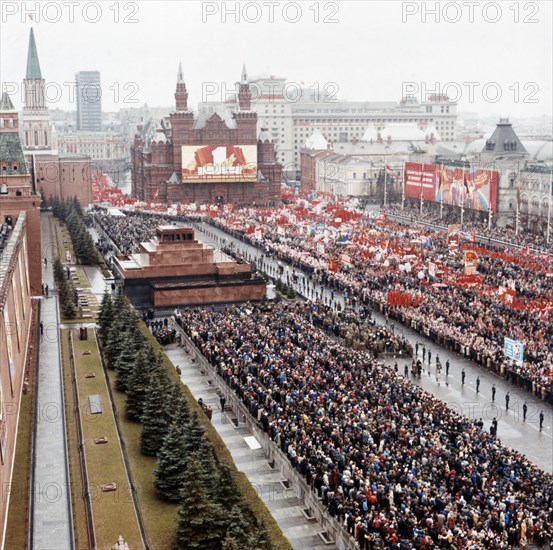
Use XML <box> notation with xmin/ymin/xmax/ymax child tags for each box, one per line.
<box><xmin>76</xmin><ymin>71</ymin><xmax>102</xmax><ymax>131</ymax></box>
<box><xmin>22</xmin><ymin>28</ymin><xmax>55</xmax><ymax>151</ymax></box>
<box><xmin>175</xmin><ymin>62</ymin><xmax>188</xmax><ymax>112</ymax></box>
<box><xmin>238</xmin><ymin>64</ymin><xmax>252</xmax><ymax>111</ymax></box>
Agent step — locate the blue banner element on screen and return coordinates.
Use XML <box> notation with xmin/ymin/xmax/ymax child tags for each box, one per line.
<box><xmin>504</xmin><ymin>337</ymin><xmax>524</xmax><ymax>363</ymax></box>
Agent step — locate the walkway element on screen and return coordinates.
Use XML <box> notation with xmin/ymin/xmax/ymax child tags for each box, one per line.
<box><xmin>164</xmin><ymin>344</ymin><xmax>336</xmax><ymax>550</ymax></box>
<box><xmin>194</xmin><ymin>222</ymin><xmax>553</xmax><ymax>473</ymax></box>
<box><xmin>31</xmin><ymin>213</ymin><xmax>74</xmax><ymax>550</ymax></box>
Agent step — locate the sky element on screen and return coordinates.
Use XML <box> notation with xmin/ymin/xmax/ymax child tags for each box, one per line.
<box><xmin>0</xmin><ymin>1</ymin><xmax>551</xmax><ymax>118</ymax></box>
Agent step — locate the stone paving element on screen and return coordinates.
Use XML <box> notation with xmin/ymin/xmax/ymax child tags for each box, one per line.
<box><xmin>32</xmin><ymin>213</ymin><xmax>74</xmax><ymax>549</ymax></box>
<box><xmin>165</xmin><ymin>345</ymin><xmax>336</xmax><ymax>550</ymax></box>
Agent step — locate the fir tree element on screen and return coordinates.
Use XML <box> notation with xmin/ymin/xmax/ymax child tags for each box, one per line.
<box><xmin>62</xmin><ymin>296</ymin><xmax>77</xmax><ymax>319</ymax></box>
<box><xmin>170</xmin><ymin>382</ymin><xmax>190</xmax><ymax>425</ymax></box>
<box><xmin>114</xmin><ymin>335</ymin><xmax>138</xmax><ymax>392</ymax></box>
<box><xmin>175</xmin><ymin>456</ymin><xmax>226</xmax><ymax>550</ymax></box>
<box><xmin>140</xmin><ymin>367</ymin><xmax>172</xmax><ymax>455</ymax></box>
<box><xmin>125</xmin><ymin>347</ymin><xmax>154</xmax><ymax>421</ymax></box>
<box><xmin>222</xmin><ymin>534</ymin><xmax>239</xmax><ymax>550</ymax></box>
<box><xmin>225</xmin><ymin>505</ymin><xmax>250</xmax><ymax>548</ymax></box>
<box><xmin>98</xmin><ymin>290</ymin><xmax>113</xmax><ymax>335</ymax></box>
<box><xmin>214</xmin><ymin>464</ymin><xmax>242</xmax><ymax>511</ymax></box>
<box><xmin>182</xmin><ymin>413</ymin><xmax>218</xmax><ymax>496</ymax></box>
<box><xmin>247</xmin><ymin>522</ymin><xmax>275</xmax><ymax>550</ymax></box>
<box><xmin>112</xmin><ymin>291</ymin><xmax>128</xmax><ymax>322</ymax></box>
<box><xmin>105</xmin><ymin>319</ymin><xmax>128</xmax><ymax>368</ymax></box>
<box><xmin>153</xmin><ymin>420</ymin><xmax>187</xmax><ymax>501</ymax></box>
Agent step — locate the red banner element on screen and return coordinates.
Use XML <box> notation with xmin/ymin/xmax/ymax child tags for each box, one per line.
<box><xmin>387</xmin><ymin>290</ymin><xmax>422</xmax><ymax>307</ymax></box>
<box><xmin>404</xmin><ymin>162</ymin><xmax>498</xmax><ymax>212</ymax></box>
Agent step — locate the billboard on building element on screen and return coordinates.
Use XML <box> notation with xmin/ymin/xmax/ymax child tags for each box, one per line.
<box><xmin>404</xmin><ymin>162</ymin><xmax>498</xmax><ymax>212</ymax></box>
<box><xmin>181</xmin><ymin>145</ymin><xmax>257</xmax><ymax>183</ymax></box>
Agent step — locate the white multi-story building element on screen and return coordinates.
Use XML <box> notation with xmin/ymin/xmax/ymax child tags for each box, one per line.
<box><xmin>56</xmin><ymin>132</ymin><xmax>127</xmax><ymax>175</ymax></box>
<box><xmin>301</xmin><ymin>125</ymin><xmax>438</xmax><ymax>198</ymax></box>
<box><xmin>199</xmin><ymin>75</ymin><xmax>458</xmax><ymax>175</ymax></box>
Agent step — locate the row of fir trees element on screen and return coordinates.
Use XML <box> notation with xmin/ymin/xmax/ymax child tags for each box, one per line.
<box><xmin>53</xmin><ymin>257</ymin><xmax>77</xmax><ymax>319</ymax></box>
<box><xmin>51</xmin><ymin>197</ymin><xmax>99</xmax><ymax>265</ymax></box>
<box><xmin>98</xmin><ymin>291</ymin><xmax>276</xmax><ymax>550</ymax></box>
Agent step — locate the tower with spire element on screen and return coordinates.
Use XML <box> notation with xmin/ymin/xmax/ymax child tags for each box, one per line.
<box><xmin>175</xmin><ymin>61</ymin><xmax>188</xmax><ymax>112</ymax></box>
<box><xmin>233</xmin><ymin>64</ymin><xmax>257</xmax><ymax>143</ymax></box>
<box><xmin>21</xmin><ymin>28</ymin><xmax>55</xmax><ymax>151</ymax></box>
<box><xmin>238</xmin><ymin>63</ymin><xmax>252</xmax><ymax>111</ymax></box>
<box><xmin>133</xmin><ymin>63</ymin><xmax>281</xmax><ymax>205</ymax></box>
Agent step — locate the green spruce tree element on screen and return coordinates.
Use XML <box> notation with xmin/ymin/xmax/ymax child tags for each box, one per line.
<box><xmin>214</xmin><ymin>463</ymin><xmax>242</xmax><ymax>511</ymax></box>
<box><xmin>222</xmin><ymin>534</ymin><xmax>239</xmax><ymax>550</ymax></box>
<box><xmin>182</xmin><ymin>413</ymin><xmax>218</xmax><ymax>496</ymax></box>
<box><xmin>114</xmin><ymin>334</ymin><xmax>138</xmax><ymax>392</ymax></box>
<box><xmin>125</xmin><ymin>347</ymin><xmax>154</xmax><ymax>421</ymax></box>
<box><xmin>247</xmin><ymin>521</ymin><xmax>275</xmax><ymax>550</ymax></box>
<box><xmin>140</xmin><ymin>366</ymin><xmax>172</xmax><ymax>455</ymax></box>
<box><xmin>174</xmin><ymin>456</ymin><xmax>226</xmax><ymax>550</ymax></box>
<box><xmin>170</xmin><ymin>382</ymin><xmax>190</xmax><ymax>425</ymax></box>
<box><xmin>225</xmin><ymin>505</ymin><xmax>250</xmax><ymax>548</ymax></box>
<box><xmin>98</xmin><ymin>290</ymin><xmax>113</xmax><ymax>335</ymax></box>
<box><xmin>153</xmin><ymin>420</ymin><xmax>187</xmax><ymax>501</ymax></box>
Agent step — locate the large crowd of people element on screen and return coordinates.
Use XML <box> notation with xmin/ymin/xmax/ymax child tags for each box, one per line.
<box><xmin>92</xmin><ymin>199</ymin><xmax>553</xmax><ymax>547</ymax></box>
<box><xmin>92</xmin><ymin>210</ymin><xmax>175</xmax><ymax>255</ymax></box>
<box><xmin>383</xmin><ymin>204</ymin><xmax>553</xmax><ymax>254</ymax></box>
<box><xmin>175</xmin><ymin>303</ymin><xmax>553</xmax><ymax>549</ymax></box>
<box><xmin>93</xmin><ymin>203</ymin><xmax>553</xmax><ymax>402</ymax></box>
<box><xmin>204</xmin><ymin>204</ymin><xmax>553</xmax><ymax>403</ymax></box>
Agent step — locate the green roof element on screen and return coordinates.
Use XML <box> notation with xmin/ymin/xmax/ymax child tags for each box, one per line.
<box><xmin>0</xmin><ymin>133</ymin><xmax>29</xmax><ymax>174</ymax></box>
<box><xmin>0</xmin><ymin>92</ymin><xmax>15</xmax><ymax>111</ymax></box>
<box><xmin>26</xmin><ymin>28</ymin><xmax>42</xmax><ymax>80</ymax></box>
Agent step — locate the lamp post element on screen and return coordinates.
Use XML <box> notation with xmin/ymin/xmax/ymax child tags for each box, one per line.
<box><xmin>545</xmin><ymin>170</ymin><xmax>553</xmax><ymax>244</ymax></box>
<box><xmin>545</xmin><ymin>193</ymin><xmax>553</xmax><ymax>244</ymax></box>
<box><xmin>401</xmin><ymin>161</ymin><xmax>405</xmax><ymax>211</ymax></box>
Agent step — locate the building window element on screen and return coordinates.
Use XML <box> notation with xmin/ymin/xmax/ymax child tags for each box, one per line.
<box><xmin>34</xmin><ymin>131</ymin><xmax>38</xmax><ymax>145</ymax></box>
<box><xmin>44</xmin><ymin>131</ymin><xmax>48</xmax><ymax>146</ymax></box>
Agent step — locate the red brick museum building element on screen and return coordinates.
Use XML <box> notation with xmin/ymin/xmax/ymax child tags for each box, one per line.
<box><xmin>131</xmin><ymin>65</ymin><xmax>282</xmax><ymax>205</ymax></box>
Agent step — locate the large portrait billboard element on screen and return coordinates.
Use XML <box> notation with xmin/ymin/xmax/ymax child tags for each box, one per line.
<box><xmin>404</xmin><ymin>162</ymin><xmax>498</xmax><ymax>212</ymax></box>
<box><xmin>181</xmin><ymin>145</ymin><xmax>257</xmax><ymax>183</ymax></box>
